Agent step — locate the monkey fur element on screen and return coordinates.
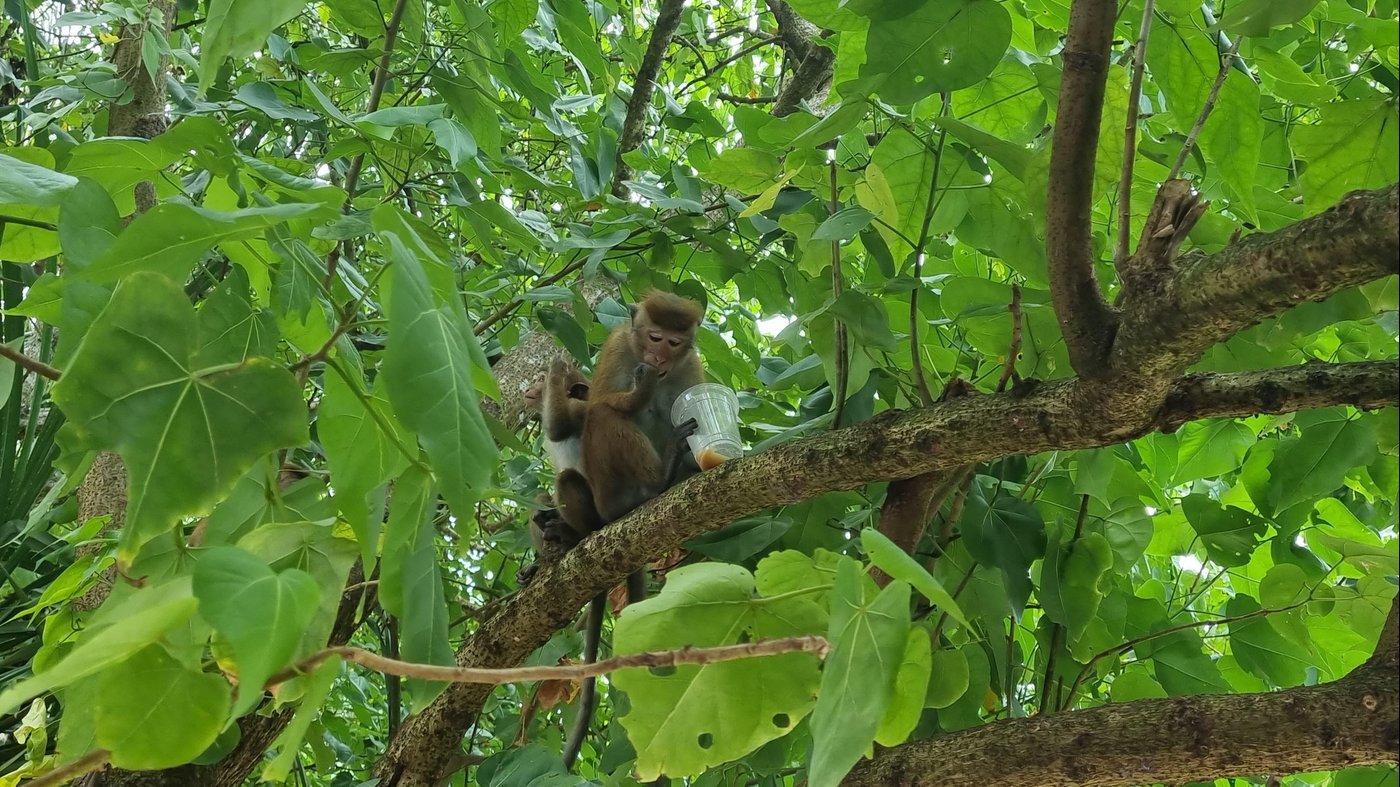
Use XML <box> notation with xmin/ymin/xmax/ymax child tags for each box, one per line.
<box><xmin>559</xmin><ymin>290</ymin><xmax>705</xmax><ymax>769</ymax></box>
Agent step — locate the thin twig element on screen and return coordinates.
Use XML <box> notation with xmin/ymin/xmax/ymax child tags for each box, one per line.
<box><xmin>0</xmin><ymin>342</ymin><xmax>61</xmax><ymax>381</ymax></box>
<box><xmin>910</xmin><ymin>95</ymin><xmax>950</xmax><ymax>407</ymax></box>
<box><xmin>1115</xmin><ymin>0</ymin><xmax>1156</xmax><ymax>267</ymax></box>
<box><xmin>713</xmin><ymin>91</ymin><xmax>777</xmax><ymax>104</ymax></box>
<box><xmin>828</xmin><ymin>151</ymin><xmax>849</xmax><ymax>428</ymax></box>
<box><xmin>270</xmin><ymin>636</ymin><xmax>830</xmax><ymax>686</ymax></box>
<box><xmin>1063</xmin><ymin>594</ymin><xmax>1312</xmax><ymax>705</ymax></box>
<box><xmin>28</xmin><ymin>749</ymin><xmax>111</xmax><ymax>787</ymax></box>
<box><xmin>324</xmin><ymin>0</ymin><xmax>411</xmax><ymax>288</ymax></box>
<box><xmin>678</xmin><ymin>35</ymin><xmax>780</xmax><ymax>95</ymax></box>
<box><xmin>1167</xmin><ymin>35</ymin><xmax>1243</xmax><ymax>182</ymax></box>
<box><xmin>995</xmin><ymin>285</ymin><xmax>1023</xmax><ymax>393</ymax></box>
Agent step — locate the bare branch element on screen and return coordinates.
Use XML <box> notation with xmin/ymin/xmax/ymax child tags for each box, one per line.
<box><xmin>1045</xmin><ymin>0</ymin><xmax>1119</xmax><ymax>378</ymax></box>
<box><xmin>275</xmin><ymin>636</ymin><xmax>829</xmax><ymax>686</ymax></box>
<box><xmin>0</xmin><ymin>342</ymin><xmax>61</xmax><ymax>381</ymax></box>
<box><xmin>1114</xmin><ymin>0</ymin><xmax>1156</xmax><ymax>267</ymax></box>
<box><xmin>612</xmin><ymin>0</ymin><xmax>687</xmax><ymax>196</ymax></box>
<box><xmin>31</xmin><ymin>750</ymin><xmax>111</xmax><ymax>787</ymax></box>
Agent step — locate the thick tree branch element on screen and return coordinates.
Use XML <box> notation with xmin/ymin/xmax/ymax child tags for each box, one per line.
<box><xmin>764</xmin><ymin>0</ymin><xmax>834</xmax><ymax>117</ymax></box>
<box><xmin>611</xmin><ymin>0</ymin><xmax>686</xmax><ymax>196</ymax></box>
<box><xmin>1046</xmin><ymin>0</ymin><xmax>1119</xmax><ymax>378</ymax></box>
<box><xmin>372</xmin><ymin>358</ymin><xmax>1396</xmax><ymax>786</ymax></box>
<box><xmin>844</xmin><ymin>597</ymin><xmax>1399</xmax><ymax>787</ymax></box>
<box><xmin>1113</xmin><ymin>184</ymin><xmax>1399</xmax><ymax>382</ymax></box>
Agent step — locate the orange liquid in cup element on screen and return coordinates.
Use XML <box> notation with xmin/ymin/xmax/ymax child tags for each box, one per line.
<box><xmin>696</xmin><ymin>447</ymin><xmax>730</xmax><ymax>470</ymax></box>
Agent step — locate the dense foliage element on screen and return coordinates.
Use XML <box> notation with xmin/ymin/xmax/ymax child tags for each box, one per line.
<box><xmin>0</xmin><ymin>0</ymin><xmax>1396</xmax><ymax>785</ymax></box>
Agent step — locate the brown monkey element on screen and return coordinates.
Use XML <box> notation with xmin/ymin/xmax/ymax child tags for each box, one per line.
<box><xmin>558</xmin><ymin>290</ymin><xmax>705</xmax><ymax>769</ymax></box>
<box><xmin>520</xmin><ymin>359</ymin><xmax>591</xmax><ymax>577</ymax></box>
<box><xmin>555</xmin><ymin>290</ymin><xmax>706</xmax><ymax>540</ymax></box>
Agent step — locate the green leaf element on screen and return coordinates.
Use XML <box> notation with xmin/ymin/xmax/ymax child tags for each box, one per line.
<box><xmin>1267</xmin><ymin>413</ymin><xmax>1378</xmax><ymax>515</ymax></box>
<box><xmin>57</xmin><ymin>178</ymin><xmax>121</xmax><ymax>272</ymax></box>
<box><xmin>321</xmin><ymin>361</ymin><xmax>412</xmax><ymax>569</ymax></box>
<box><xmin>379</xmin><ymin>230</ymin><xmax>498</xmax><ymax>518</ymax></box>
<box><xmin>811</xmin><ymin>207</ymin><xmax>876</xmax><ymax>242</ymax></box>
<box><xmin>79</xmin><ymin>203</ymin><xmax>332</xmax><ymax>284</ymax></box>
<box><xmin>615</xmin><ymin>563</ymin><xmax>826</xmax><ymax>780</ymax></box>
<box><xmin>808</xmin><ymin>559</ymin><xmax>910</xmax><ymax>787</ymax></box>
<box><xmin>696</xmin><ymin>149</ymin><xmax>783</xmax><ymax>193</ymax></box>
<box><xmin>237</xmin><ymin>522</ymin><xmax>359</xmax><ymax>656</ymax></box>
<box><xmin>0</xmin><ymin>595</ymin><xmax>199</xmax><ymax>715</ymax></box>
<box><xmin>261</xmin><ymin>654</ymin><xmax>342</xmax><ymax>782</ymax></box>
<box><xmin>1172</xmin><ymin>419</ymin><xmax>1255</xmax><ymax>485</ymax></box>
<box><xmin>1039</xmin><ymin>531</ymin><xmax>1113</xmax><ymax>643</ymax></box>
<box><xmin>192</xmin><ymin>546</ymin><xmax>321</xmax><ymax>717</ymax></box>
<box><xmin>861</xmin><ymin>0</ymin><xmax>1011</xmax><ymax>104</ymax></box>
<box><xmin>96</xmin><ymin>645</ymin><xmax>229</xmax><ymax>770</ymax></box>
<box><xmin>924</xmin><ymin>646</ymin><xmax>970</xmax><ymax>709</ymax></box>
<box><xmin>1223</xmin><ymin>0</ymin><xmax>1323</xmax><ymax>36</ymax></box>
<box><xmin>0</xmin><ymin>153</ymin><xmax>78</xmax><ymax>207</ymax></box>
<box><xmin>860</xmin><ymin>527</ymin><xmax>968</xmax><ymax>626</ymax></box>
<box><xmin>1227</xmin><ymin>595</ymin><xmax>1312</xmax><ymax>686</ymax></box>
<box><xmin>51</xmin><ymin>273</ymin><xmax>307</xmax><ymax>562</ymax></box>
<box><xmin>959</xmin><ymin>482</ymin><xmax>1046</xmax><ymax>615</ymax></box>
<box><xmin>1292</xmin><ymin>100</ymin><xmax>1399</xmax><ymax>213</ymax></box>
<box><xmin>1180</xmin><ymin>494</ymin><xmax>1268</xmax><ymax>567</ymax></box>
<box><xmin>827</xmin><ymin>291</ymin><xmax>897</xmax><ymax>352</ymax></box>
<box><xmin>874</xmin><ymin>628</ymin><xmax>931</xmax><ymax>746</ymax></box>
<box><xmin>380</xmin><ymin>466</ymin><xmax>454</xmax><ymax>710</ymax></box>
<box><xmin>200</xmin><ymin>0</ymin><xmax>308</xmax><ymax>93</ymax></box>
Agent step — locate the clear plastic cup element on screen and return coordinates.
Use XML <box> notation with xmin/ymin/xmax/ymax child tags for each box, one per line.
<box><xmin>671</xmin><ymin>383</ymin><xmax>743</xmax><ymax>470</ymax></box>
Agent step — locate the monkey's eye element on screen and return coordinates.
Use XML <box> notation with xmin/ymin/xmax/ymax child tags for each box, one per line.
<box><xmin>668</xmin><ymin>339</ymin><xmax>681</xmax><ymax>348</ymax></box>
<box><xmin>649</xmin><ymin>333</ymin><xmax>663</xmax><ymax>343</ymax></box>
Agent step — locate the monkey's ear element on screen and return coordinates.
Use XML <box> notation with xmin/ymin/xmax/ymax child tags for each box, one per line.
<box><xmin>568</xmin><ymin>382</ymin><xmax>590</xmax><ymax>401</ymax></box>
<box><xmin>628</xmin><ymin>303</ymin><xmax>639</xmax><ymax>323</ymax></box>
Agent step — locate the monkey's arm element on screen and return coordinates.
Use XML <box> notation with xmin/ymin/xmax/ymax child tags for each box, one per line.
<box><xmin>600</xmin><ymin>363</ymin><xmax>660</xmax><ymax>414</ymax></box>
<box><xmin>662</xmin><ymin>418</ymin><xmax>699</xmax><ymax>488</ymax></box>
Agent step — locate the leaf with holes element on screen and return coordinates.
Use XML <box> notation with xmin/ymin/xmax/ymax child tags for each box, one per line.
<box><xmin>615</xmin><ymin>563</ymin><xmax>826</xmax><ymax>780</ymax></box>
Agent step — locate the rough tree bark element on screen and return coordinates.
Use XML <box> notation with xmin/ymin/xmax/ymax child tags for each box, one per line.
<box><xmin>845</xmin><ymin>597</ymin><xmax>1399</xmax><ymax>787</ymax></box>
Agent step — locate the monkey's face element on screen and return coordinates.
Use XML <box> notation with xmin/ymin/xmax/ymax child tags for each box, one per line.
<box><xmin>635</xmin><ymin>326</ymin><xmax>691</xmax><ymax>376</ymax></box>
<box><xmin>523</xmin><ymin>377</ymin><xmax>544</xmax><ymax>409</ymax></box>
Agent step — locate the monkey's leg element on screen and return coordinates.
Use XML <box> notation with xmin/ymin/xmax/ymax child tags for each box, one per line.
<box><xmin>555</xmin><ymin>470</ymin><xmax>604</xmax><ymax>542</ymax></box>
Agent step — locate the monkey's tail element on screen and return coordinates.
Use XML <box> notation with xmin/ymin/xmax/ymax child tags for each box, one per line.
<box><xmin>562</xmin><ymin>593</ymin><xmax>606</xmax><ymax>769</ymax></box>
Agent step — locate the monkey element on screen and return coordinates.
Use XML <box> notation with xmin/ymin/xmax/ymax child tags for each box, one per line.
<box><xmin>518</xmin><ymin>359</ymin><xmax>591</xmax><ymax>585</ymax></box>
<box><xmin>557</xmin><ymin>290</ymin><xmax>706</xmax><ymax>769</ymax></box>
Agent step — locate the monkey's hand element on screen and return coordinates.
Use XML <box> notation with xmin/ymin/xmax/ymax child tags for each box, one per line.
<box><xmin>549</xmin><ymin>356</ymin><xmax>573</xmax><ymax>376</ymax></box>
<box><xmin>673</xmin><ymin>417</ymin><xmax>699</xmax><ymax>443</ymax></box>
<box><xmin>633</xmin><ymin>362</ymin><xmax>660</xmax><ymax>387</ymax></box>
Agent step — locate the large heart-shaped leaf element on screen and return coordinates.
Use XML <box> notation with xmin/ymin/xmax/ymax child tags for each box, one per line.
<box><xmin>861</xmin><ymin>0</ymin><xmax>1010</xmax><ymax>104</ymax></box>
<box><xmin>615</xmin><ymin>563</ymin><xmax>826</xmax><ymax>780</ymax></box>
<box><xmin>193</xmin><ymin>546</ymin><xmax>321</xmax><ymax>717</ymax></box>
<box><xmin>51</xmin><ymin>272</ymin><xmax>307</xmax><ymax>561</ymax></box>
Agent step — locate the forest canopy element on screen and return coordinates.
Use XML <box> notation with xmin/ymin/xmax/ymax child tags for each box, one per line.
<box><xmin>0</xmin><ymin>0</ymin><xmax>1397</xmax><ymax>785</ymax></box>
